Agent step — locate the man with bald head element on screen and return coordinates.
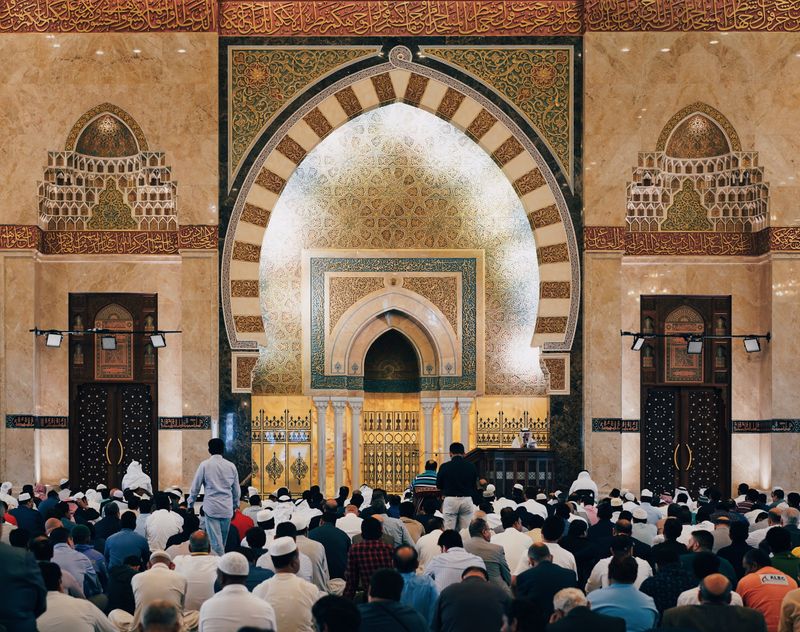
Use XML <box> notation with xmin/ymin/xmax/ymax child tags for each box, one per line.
<box><xmin>394</xmin><ymin>544</ymin><xmax>438</xmax><ymax>624</ymax></box>
<box><xmin>173</xmin><ymin>531</ymin><xmax>218</xmax><ymax>610</ymax></box>
<box><xmin>662</xmin><ymin>573</ymin><xmax>767</xmax><ymax>631</ymax></box>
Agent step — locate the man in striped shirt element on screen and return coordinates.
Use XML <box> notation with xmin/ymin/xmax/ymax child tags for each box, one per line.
<box><xmin>412</xmin><ymin>461</ymin><xmax>439</xmax><ymax>489</ymax></box>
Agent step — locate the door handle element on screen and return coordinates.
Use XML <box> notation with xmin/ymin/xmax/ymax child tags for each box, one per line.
<box><xmin>117</xmin><ymin>438</ymin><xmax>124</xmax><ymax>465</ymax></box>
<box><xmin>686</xmin><ymin>444</ymin><xmax>693</xmax><ymax>471</ymax></box>
<box><xmin>105</xmin><ymin>438</ymin><xmax>112</xmax><ymax>465</ymax></box>
<box><xmin>673</xmin><ymin>444</ymin><xmax>679</xmax><ymax>470</ymax></box>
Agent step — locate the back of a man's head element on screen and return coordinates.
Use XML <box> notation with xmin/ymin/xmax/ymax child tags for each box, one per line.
<box><xmin>609</xmin><ymin>535</ymin><xmax>633</xmax><ymax>556</ymax></box>
<box><xmin>360</xmin><ymin>516</ymin><xmax>383</xmax><ymax>541</ymax></box>
<box><xmin>425</xmin><ymin>517</ymin><xmax>444</xmax><ymax>534</ymax></box>
<box><xmin>393</xmin><ymin>545</ymin><xmax>419</xmax><ymax>574</ymax></box>
<box><xmin>766</xmin><ymin>526</ymin><xmax>792</xmax><ymax>554</ymax></box>
<box><xmin>469</xmin><ymin>517</ymin><xmax>489</xmax><ymax>538</ymax></box>
<box><xmin>207</xmin><ymin>438</ymin><xmax>224</xmax><ymax>456</ymax></box>
<box><xmin>369</xmin><ymin>568</ymin><xmax>404</xmax><ymax>602</ymax></box>
<box><xmin>275</xmin><ymin>521</ymin><xmax>298</xmax><ymax>540</ymax></box>
<box><xmin>541</xmin><ymin>517</ymin><xmax>564</xmax><ymax>542</ymax></box>
<box><xmin>692</xmin><ymin>551</ymin><xmax>721</xmax><ymax>580</ymax></box>
<box><xmin>437</xmin><ymin>529</ymin><xmax>463</xmax><ymax>550</ymax></box>
<box><xmin>500</xmin><ymin>507</ymin><xmax>519</xmax><ymax>529</ymax></box>
<box><xmin>312</xmin><ymin>594</ymin><xmax>361</xmax><ymax>632</ymax></box>
<box><xmin>769</xmin><ymin>509</ymin><xmax>784</xmax><ymax>525</ymax></box>
<box><xmin>120</xmin><ymin>510</ymin><xmax>137</xmax><ymax>530</ymax></box>
<box><xmin>141</xmin><ymin>599</ymin><xmax>182</xmax><ymax>632</ymax></box>
<box><xmin>153</xmin><ymin>492</ymin><xmax>171</xmax><ymax>511</ymax></box>
<box><xmin>652</xmin><ymin>547</ymin><xmax>679</xmax><ymax>569</ymax></box>
<box><xmin>370</xmin><ymin>496</ymin><xmax>388</xmax><ymax>515</ymax></box>
<box><xmin>699</xmin><ymin>573</ymin><xmax>732</xmax><ymax>605</ymax></box>
<box><xmin>608</xmin><ymin>555</ymin><xmax>638</xmax><ymax>585</ymax></box>
<box><xmin>597</xmin><ymin>502</ymin><xmax>613</xmax><ymax>521</ymax></box>
<box><xmin>104</xmin><ymin>501</ymin><xmax>120</xmax><ymax>517</ymax></box>
<box><xmin>39</xmin><ymin>561</ymin><xmax>62</xmax><ymax>592</ymax></box>
<box><xmin>690</xmin><ymin>529</ymin><xmax>714</xmax><ymax>552</ymax></box>
<box><xmin>30</xmin><ymin>536</ymin><xmax>54</xmax><ymax>561</ymax></box>
<box><xmin>729</xmin><ymin>520</ymin><xmax>749</xmax><ymax>543</ymax></box>
<box><xmin>614</xmin><ymin>519</ymin><xmax>633</xmax><ymax>536</ymax></box>
<box><xmin>425</xmin><ymin>460</ymin><xmax>438</xmax><ymax>472</ymax></box>
<box><xmin>663</xmin><ymin>517</ymin><xmax>682</xmax><ymax>541</ymax></box>
<box><xmin>553</xmin><ymin>587</ymin><xmax>587</xmax><ymax>615</ymax></box>
<box><xmin>529</xmin><ymin>543</ymin><xmax>552</xmax><ymax>564</ymax></box>
<box><xmin>49</xmin><ymin>527</ymin><xmax>70</xmax><ymax>546</ymax></box>
<box><xmin>189</xmin><ymin>530</ymin><xmax>210</xmax><ymax>553</ymax></box>
<box><xmin>71</xmin><ymin>524</ymin><xmax>91</xmax><ymax>545</ymax></box>
<box><xmin>398</xmin><ymin>502</ymin><xmax>415</xmax><ymax>519</ymax></box>
<box><xmin>449</xmin><ymin>442</ymin><xmax>465</xmax><ymax>455</ymax></box>
<box><xmin>744</xmin><ymin>548</ymin><xmax>770</xmax><ymax>571</ymax></box>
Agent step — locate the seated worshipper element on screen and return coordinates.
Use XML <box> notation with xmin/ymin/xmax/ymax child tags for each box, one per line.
<box><xmin>416</xmin><ymin>516</ymin><xmax>445</xmax><ymax>571</ymax></box>
<box><xmin>463</xmin><ymin>516</ymin><xmax>511</xmax><ymax>591</ymax></box>
<box><xmin>121</xmin><ymin>460</ymin><xmax>153</xmax><ymax>495</ymax></box>
<box><xmin>107</xmin><ymin>555</ymin><xmax>141</xmax><ymax>615</ymax></box>
<box><xmin>359</xmin><ymin>568</ymin><xmax>430</xmax><ymax>632</ymax></box>
<box><xmin>587</xmin><ymin>556</ymin><xmax>658</xmax><ymax>632</ymax></box>
<box><xmin>36</xmin><ymin>561</ymin><xmax>115</xmax><ymax>632</ymax></box>
<box><xmin>93</xmin><ymin>501</ymin><xmax>123</xmax><ymax>552</ymax></box>
<box><xmin>292</xmin><ymin>511</ymin><xmax>331</xmax><ymax>592</ymax></box>
<box><xmin>365</xmin><ymin>495</ymin><xmax>414</xmax><ymax>547</ymax></box>
<box><xmin>313</xmin><ymin>595</ymin><xmax>361</xmax><ymax>632</ymax></box>
<box><xmin>639</xmin><ymin>547</ymin><xmax>697</xmax><ymax>615</ymax></box>
<box><xmin>139</xmin><ymin>600</ymin><xmax>184</xmax><ymax>632</ymax></box>
<box><xmin>11</xmin><ymin>491</ymin><xmax>45</xmax><ymax>536</ymax></box>
<box><xmin>398</xmin><ymin>501</ymin><xmax>424</xmax><ymax>542</ymax></box>
<box><xmin>559</xmin><ymin>519</ymin><xmax>595</xmax><ymax>586</ymax></box>
<box><xmin>783</xmin><ymin>507</ymin><xmax>800</xmax><ymax>549</ymax></box>
<box><xmin>517</xmin><ymin>487</ymin><xmax>548</xmax><ymax>520</ymax></box>
<box><xmin>681</xmin><ymin>529</ymin><xmax>738</xmax><ymax>587</ymax></box>
<box><xmin>253</xmin><ymin>536</ymin><xmax>324</xmax><ymax>631</ymax></box>
<box><xmin>336</xmin><ymin>504</ymin><xmax>363</xmax><ymax>540</ymax></box>
<box><xmin>423</xmin><ymin>529</ymin><xmax>485</xmax><ymax>592</ymax></box>
<box><xmin>394</xmin><ymin>545</ymin><xmax>438</xmax><ymax>625</ymax></box>
<box><xmin>198</xmin><ymin>551</ymin><xmax>277</xmax><ymax>632</ymax></box>
<box><xmin>718</xmin><ymin>520</ymin><xmax>756</xmax><ymax>581</ymax></box>
<box><xmin>105</xmin><ymin>510</ymin><xmax>150</xmax><ymax>568</ymax></box>
<box><xmin>242</xmin><ymin>493</ymin><xmax>263</xmax><ymax>523</ymax></box>
<box><xmin>491</xmin><ymin>508</ymin><xmax>534</xmax><ymax>575</ymax></box>
<box><xmin>52</xmin><ymin>500</ymin><xmax>77</xmax><ymax>532</ymax></box>
<box><xmin>256</xmin><ymin>521</ymin><xmax>314</xmax><ymax>582</ymax></box>
<box><xmin>587</xmin><ymin>502</ymin><xmax>615</xmax><ymax>546</ymax></box>
<box><xmin>765</xmin><ymin>527</ymin><xmax>800</xmax><ymax>581</ymax></box>
<box><xmin>251</xmin><ymin>508</ymin><xmax>276</xmax><ymax>545</ymax></box>
<box><xmin>343</xmin><ymin>516</ymin><xmax>394</xmax><ymax>600</ymax></box>
<box><xmin>663</xmin><ymin>573</ymin><xmax>768</xmax><ymax>632</ymax></box>
<box><xmin>0</xmin><ymin>506</ymin><xmax>46</xmax><ymax>632</ymax></box>
<box><xmin>432</xmin><ymin>565</ymin><xmax>511</xmax><ymax>632</ymax></box>
<box><xmin>518</xmin><ymin>516</ymin><xmax>577</xmax><ymax>577</ymax></box>
<box><xmin>235</xmin><ymin>528</ymin><xmax>274</xmax><ymax>591</ymax></box>
<box><xmin>631</xmin><ymin>507</ymin><xmax>657</xmax><ymax>546</ymax></box>
<box><xmin>145</xmin><ymin>492</ymin><xmax>184</xmax><ymax>552</ymax></box>
<box><xmin>568</xmin><ymin>470</ymin><xmax>599</xmax><ymax>499</ymax></box>
<box><xmin>412</xmin><ymin>460</ymin><xmax>439</xmax><ymax>489</ymax></box>
<box><xmin>172</xmin><ymin>530</ymin><xmax>218</xmax><ymax>611</ymax></box>
<box><xmin>749</xmin><ymin>509</ymin><xmax>784</xmax><ymax>549</ymax></box>
<box><xmin>308</xmin><ymin>502</ymin><xmax>351</xmax><ymax>584</ymax></box>
<box><xmin>737</xmin><ymin>548</ymin><xmax>798</xmax><ymax>632</ymax></box>
<box><xmin>136</xmin><ymin>498</ymin><xmax>152</xmax><ymax>538</ymax></box>
<box><xmin>651</xmin><ymin>516</ymin><xmax>689</xmax><ymax>559</ymax></box>
<box><xmin>30</xmin><ymin>535</ymin><xmax>86</xmax><ymax>598</ymax></box>
<box><xmin>547</xmin><ymin>587</ymin><xmax>625</xmax><ymax>632</ymax></box>
<box><xmin>72</xmin><ymin>524</ymin><xmax>110</xmax><ymax>590</ymax></box>
<box><xmin>514</xmin><ymin>543</ymin><xmax>577</xmax><ymax>626</ymax></box>
<box><xmin>50</xmin><ymin>526</ymin><xmax>103</xmax><ymax>598</ymax></box>
<box><xmin>585</xmin><ymin>534</ymin><xmax>653</xmax><ymax>592</ymax></box>
<box><xmin>677</xmin><ymin>551</ymin><xmax>744</xmax><ymax>606</ymax></box>
<box><xmin>166</xmin><ymin>512</ymin><xmax>201</xmax><ymax>557</ymax></box>
<box><xmin>108</xmin><ymin>549</ymin><xmax>199</xmax><ymax>632</ymax></box>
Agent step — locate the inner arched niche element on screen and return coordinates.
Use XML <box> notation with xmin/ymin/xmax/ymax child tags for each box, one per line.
<box><xmin>257</xmin><ymin>103</ymin><xmax>541</xmax><ymax>395</ymax></box>
<box><xmin>665</xmin><ymin>113</ymin><xmax>730</xmax><ymax>159</ymax></box>
<box><xmin>364</xmin><ymin>329</ymin><xmax>421</xmax><ymax>393</ymax></box>
<box><xmin>76</xmin><ymin>113</ymin><xmax>139</xmax><ymax>157</ymax></box>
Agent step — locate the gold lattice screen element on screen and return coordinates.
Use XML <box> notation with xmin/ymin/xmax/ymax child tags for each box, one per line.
<box><xmin>476</xmin><ymin>410</ymin><xmax>550</xmax><ymax>449</ymax></box>
<box><xmin>362</xmin><ymin>411</ymin><xmax>420</xmax><ymax>494</ymax></box>
<box><xmin>251</xmin><ymin>409</ymin><xmax>312</xmax><ymax>494</ymax></box>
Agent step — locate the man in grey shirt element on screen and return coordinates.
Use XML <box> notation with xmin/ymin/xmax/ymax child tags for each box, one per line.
<box><xmin>187</xmin><ymin>438</ymin><xmax>240</xmax><ymax>556</ymax></box>
<box><xmin>463</xmin><ymin>517</ymin><xmax>511</xmax><ymax>592</ymax></box>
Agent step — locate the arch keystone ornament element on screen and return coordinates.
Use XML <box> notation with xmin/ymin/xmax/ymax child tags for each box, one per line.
<box><xmin>223</xmin><ymin>45</ymin><xmax>580</xmax><ymax>364</ymax></box>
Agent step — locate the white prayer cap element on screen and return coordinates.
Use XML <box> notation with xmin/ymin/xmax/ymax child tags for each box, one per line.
<box><xmin>632</xmin><ymin>508</ymin><xmax>648</xmax><ymax>520</ymax></box>
<box><xmin>18</xmin><ymin>492</ymin><xmax>31</xmax><ymax>502</ymax></box>
<box><xmin>263</xmin><ymin>500</ymin><xmax>276</xmax><ymax>509</ymax></box>
<box><xmin>58</xmin><ymin>489</ymin><xmax>70</xmax><ymax>500</ymax></box>
<box><xmin>434</xmin><ymin>510</ymin><xmax>444</xmax><ymax>518</ymax></box>
<box><xmin>59</xmin><ymin>478</ymin><xmax>69</xmax><ymax>486</ymax></box>
<box><xmin>1</xmin><ymin>481</ymin><xmax>11</xmax><ymax>492</ymax></box>
<box><xmin>278</xmin><ymin>495</ymin><xmax>291</xmax><ymax>502</ymax></box>
<box><xmin>269</xmin><ymin>536</ymin><xmax>297</xmax><ymax>557</ymax></box>
<box><xmin>218</xmin><ymin>551</ymin><xmax>249</xmax><ymax>576</ymax></box>
<box><xmin>513</xmin><ymin>483</ymin><xmax>524</xmax><ymax>491</ymax></box>
<box><xmin>624</xmin><ymin>492</ymin><xmax>635</xmax><ymax>501</ymax></box>
<box><xmin>97</xmin><ymin>484</ymin><xmax>108</xmax><ymax>490</ymax></box>
<box><xmin>610</xmin><ymin>497</ymin><xmax>623</xmax><ymax>507</ymax></box>
<box><xmin>291</xmin><ymin>513</ymin><xmax>311</xmax><ymax>531</ymax></box>
<box><xmin>73</xmin><ymin>492</ymin><xmax>85</xmax><ymax>500</ymax></box>
<box><xmin>256</xmin><ymin>509</ymin><xmax>274</xmax><ymax>523</ymax></box>
<box><xmin>112</xmin><ymin>489</ymin><xmax>124</xmax><ymax>499</ymax></box>
<box><xmin>248</xmin><ymin>486</ymin><xmax>259</xmax><ymax>497</ymax></box>
<box><xmin>149</xmin><ymin>550</ymin><xmax>172</xmax><ymax>563</ymax></box>
<box><xmin>482</xmin><ymin>484</ymin><xmax>496</xmax><ymax>498</ymax></box>
<box><xmin>641</xmin><ymin>489</ymin><xmax>653</xmax><ymax>497</ymax></box>
<box><xmin>166</xmin><ymin>488</ymin><xmax>182</xmax><ymax>498</ymax></box>
<box><xmin>536</xmin><ymin>493</ymin><xmax>547</xmax><ymax>501</ymax></box>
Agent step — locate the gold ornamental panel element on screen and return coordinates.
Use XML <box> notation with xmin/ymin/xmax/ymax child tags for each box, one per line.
<box><xmin>476</xmin><ymin>410</ymin><xmax>550</xmax><ymax>449</ymax></box>
<box><xmin>362</xmin><ymin>411</ymin><xmax>419</xmax><ymax>494</ymax></box>
<box><xmin>251</xmin><ymin>408</ymin><xmax>312</xmax><ymax>494</ymax></box>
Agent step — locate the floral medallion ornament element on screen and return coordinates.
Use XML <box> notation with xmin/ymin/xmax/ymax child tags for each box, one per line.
<box><xmin>530</xmin><ymin>62</ymin><xmax>557</xmax><ymax>89</ymax></box>
<box><xmin>265</xmin><ymin>453</ymin><xmax>284</xmax><ymax>484</ymax></box>
<box><xmin>243</xmin><ymin>62</ymin><xmax>271</xmax><ymax>88</ymax></box>
<box><xmin>290</xmin><ymin>453</ymin><xmax>309</xmax><ymax>484</ymax></box>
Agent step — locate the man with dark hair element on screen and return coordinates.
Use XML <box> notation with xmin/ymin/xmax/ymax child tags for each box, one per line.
<box><xmin>640</xmin><ymin>546</ymin><xmax>696</xmax><ymax>614</ymax></box>
<box><xmin>50</xmin><ymin>525</ymin><xmax>101</xmax><ymax>597</ymax></box>
<box><xmin>587</xmin><ymin>556</ymin><xmax>658</xmax><ymax>632</ymax></box>
<box><xmin>491</xmin><ymin>507</ymin><xmax>532</xmax><ymax>576</ymax></box>
<box><xmin>394</xmin><ymin>544</ymin><xmax>438</xmax><ymax>624</ymax></box>
<box><xmin>436</xmin><ymin>442</ymin><xmax>478</xmax><ymax>531</ymax></box>
<box><xmin>514</xmin><ymin>543</ymin><xmax>577</xmax><ymax>626</ymax></box>
<box><xmin>662</xmin><ymin>573</ymin><xmax>767</xmax><ymax>632</ymax></box>
<box><xmin>313</xmin><ymin>594</ymin><xmax>361</xmax><ymax>632</ymax></box>
<box><xmin>145</xmin><ymin>493</ymin><xmax>183</xmax><ymax>553</ymax></box>
<box><xmin>585</xmin><ymin>534</ymin><xmax>652</xmax><ymax>592</ymax></box>
<box><xmin>588</xmin><ymin>502</ymin><xmax>615</xmax><ymax>544</ymax></box>
<box><xmin>187</xmin><ymin>437</ymin><xmax>239</xmax><ymax>556</ymax></box>
<box><xmin>718</xmin><ymin>520</ymin><xmax>755</xmax><ymax>580</ymax></box>
<box><xmin>309</xmin><ymin>501</ymin><xmax>351</xmax><ymax>582</ymax></box>
<box><xmin>682</xmin><ymin>529</ymin><xmax>738</xmax><ymax>587</ymax></box>
<box><xmin>424</xmin><ymin>529</ymin><xmax>485</xmax><ymax>592</ymax></box>
<box><xmin>94</xmin><ymin>500</ymin><xmax>122</xmax><ymax>550</ymax></box>
<box><xmin>343</xmin><ymin>517</ymin><xmax>394</xmax><ymax>599</ymax></box>
<box><xmin>416</xmin><ymin>516</ymin><xmax>445</xmax><ymax>571</ymax></box>
<box><xmin>10</xmin><ymin>491</ymin><xmax>45</xmax><ymax>536</ymax></box>
<box><xmin>104</xmin><ymin>510</ymin><xmax>150</xmax><ymax>568</ymax></box>
<box><xmin>72</xmin><ymin>523</ymin><xmax>109</xmax><ymax>590</ymax></box>
<box><xmin>765</xmin><ymin>527</ymin><xmax>800</xmax><ymax>581</ymax></box>
<box><xmin>432</xmin><ymin>564</ymin><xmax>511</xmax><ymax>632</ymax></box>
<box><xmin>412</xmin><ymin>460</ymin><xmax>439</xmax><ymax>489</ymax></box>
<box><xmin>534</xmin><ymin>516</ymin><xmax>577</xmax><ymax>578</ymax></box>
<box><xmin>106</xmin><ymin>555</ymin><xmax>141</xmax><ymax>615</ymax></box>
<box><xmin>737</xmin><ymin>548</ymin><xmax>797</xmax><ymax>631</ymax></box>
<box><xmin>651</xmin><ymin>517</ymin><xmax>689</xmax><ymax>558</ymax></box>
<box><xmin>9</xmin><ymin>526</ymin><xmax>30</xmax><ymax>548</ymax></box>
<box><xmin>36</xmin><ymin>561</ymin><xmax>115</xmax><ymax>631</ymax></box>
<box><xmin>463</xmin><ymin>516</ymin><xmax>511</xmax><ymax>590</ymax></box>
<box><xmin>358</xmin><ymin>567</ymin><xmax>430</xmax><ymax>631</ymax></box>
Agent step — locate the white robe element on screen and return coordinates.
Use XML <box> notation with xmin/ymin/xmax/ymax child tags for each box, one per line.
<box><xmin>122</xmin><ymin>460</ymin><xmax>153</xmax><ymax>494</ymax></box>
<box><xmin>568</xmin><ymin>471</ymin><xmax>598</xmax><ymax>498</ymax></box>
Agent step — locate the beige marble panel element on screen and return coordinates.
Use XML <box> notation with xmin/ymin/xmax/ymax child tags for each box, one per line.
<box><xmin>159</xmin><ymin>430</ymin><xmax>182</xmax><ymax>488</ymax></box>
<box><xmin>621</xmin><ymin>432</ymin><xmax>640</xmax><ymax>493</ymax></box>
<box><xmin>0</xmin><ymin>33</ymin><xmax>217</xmax><ymax>226</ymax></box>
<box><xmin>586</xmin><ymin>433</ymin><xmax>621</xmax><ymax>496</ymax></box>
<box><xmin>40</xmin><ymin>429</ymin><xmax>69</xmax><ymax>484</ymax></box>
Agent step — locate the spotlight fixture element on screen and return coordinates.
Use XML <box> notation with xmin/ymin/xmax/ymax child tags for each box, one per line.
<box><xmin>101</xmin><ymin>335</ymin><xmax>117</xmax><ymax>351</ymax></box>
<box><xmin>631</xmin><ymin>335</ymin><xmax>645</xmax><ymax>351</ymax></box>
<box><xmin>686</xmin><ymin>337</ymin><xmax>703</xmax><ymax>355</ymax></box>
<box><xmin>743</xmin><ymin>337</ymin><xmax>761</xmax><ymax>353</ymax></box>
<box><xmin>150</xmin><ymin>333</ymin><xmax>166</xmax><ymax>348</ymax></box>
<box><xmin>45</xmin><ymin>332</ymin><xmax>63</xmax><ymax>348</ymax></box>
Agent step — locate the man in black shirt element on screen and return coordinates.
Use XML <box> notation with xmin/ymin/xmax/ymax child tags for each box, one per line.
<box><xmin>436</xmin><ymin>442</ymin><xmax>478</xmax><ymax>531</ymax></box>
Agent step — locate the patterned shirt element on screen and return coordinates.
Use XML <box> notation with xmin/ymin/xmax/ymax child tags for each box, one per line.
<box><xmin>343</xmin><ymin>539</ymin><xmax>394</xmax><ymax>599</ymax></box>
<box><xmin>412</xmin><ymin>470</ymin><xmax>439</xmax><ymax>489</ymax></box>
<box><xmin>639</xmin><ymin>563</ymin><xmax>697</xmax><ymax>614</ymax></box>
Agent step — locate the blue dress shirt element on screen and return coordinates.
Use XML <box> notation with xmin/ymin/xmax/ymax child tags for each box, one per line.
<box><xmin>400</xmin><ymin>571</ymin><xmax>439</xmax><ymax>624</ymax></box>
<box><xmin>103</xmin><ymin>528</ymin><xmax>150</xmax><ymax>568</ymax></box>
<box><xmin>188</xmin><ymin>454</ymin><xmax>240</xmax><ymax>519</ymax></box>
<box><xmin>588</xmin><ymin>583</ymin><xmax>658</xmax><ymax>632</ymax></box>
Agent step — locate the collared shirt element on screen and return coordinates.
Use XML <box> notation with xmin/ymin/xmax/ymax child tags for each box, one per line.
<box><xmin>399</xmin><ymin>571</ymin><xmax>438</xmax><ymax>624</ymax></box>
<box><xmin>188</xmin><ymin>454</ymin><xmax>240</xmax><ymax>519</ymax></box>
<box><xmin>52</xmin><ymin>543</ymin><xmax>99</xmax><ymax>596</ymax></box>
<box><xmin>585</xmin><ymin>555</ymin><xmax>653</xmax><ymax>592</ymax></box>
<box><xmin>36</xmin><ymin>591</ymin><xmax>115</xmax><ymax>632</ymax></box>
<box><xmin>336</xmin><ymin>513</ymin><xmax>363</xmax><ymax>540</ymax></box>
<box><xmin>144</xmin><ymin>509</ymin><xmax>183</xmax><ymax>552</ymax></box>
<box><xmin>253</xmin><ymin>573</ymin><xmax>322</xmax><ymax>632</ymax></box>
<box><xmin>737</xmin><ymin>566</ymin><xmax>798</xmax><ymax>632</ymax></box>
<box><xmin>589</xmin><ymin>583</ymin><xmax>658</xmax><ymax>632</ymax></box>
<box><xmin>424</xmin><ymin>547</ymin><xmax>486</xmax><ymax>592</ymax></box>
<box><xmin>199</xmin><ymin>583</ymin><xmax>277</xmax><ymax>632</ymax></box>
<box><xmin>416</xmin><ymin>529</ymin><xmax>444</xmax><ymax>570</ymax></box>
<box><xmin>412</xmin><ymin>469</ymin><xmax>439</xmax><ymax>489</ymax></box>
<box><xmin>515</xmin><ymin>541</ymin><xmax>577</xmax><ymax>578</ymax></box>
<box><xmin>640</xmin><ymin>564</ymin><xmax>697</xmax><ymax>614</ymax></box>
<box><xmin>174</xmin><ymin>553</ymin><xmax>219</xmax><ymax>610</ymax></box>
<box><xmin>256</xmin><ymin>549</ymin><xmax>313</xmax><ymax>583</ymax></box>
<box><xmin>74</xmin><ymin>544</ymin><xmax>109</xmax><ymax>589</ymax></box>
<box><xmin>491</xmin><ymin>527</ymin><xmax>533</xmax><ymax>575</ymax></box>
<box><xmin>375</xmin><ymin>514</ymin><xmax>414</xmax><ymax>547</ymax></box>
<box><xmin>677</xmin><ymin>585</ymin><xmax>743</xmax><ymax>606</ymax></box>
<box><xmin>343</xmin><ymin>539</ymin><xmax>395</xmax><ymax>599</ymax></box>
<box><xmin>130</xmin><ymin>563</ymin><xmax>187</xmax><ymax>631</ymax></box>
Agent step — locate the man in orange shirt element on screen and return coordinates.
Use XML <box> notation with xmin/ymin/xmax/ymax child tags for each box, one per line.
<box><xmin>737</xmin><ymin>549</ymin><xmax>798</xmax><ymax>632</ymax></box>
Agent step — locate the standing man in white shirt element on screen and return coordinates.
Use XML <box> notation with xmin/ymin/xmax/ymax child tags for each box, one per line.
<box><xmin>188</xmin><ymin>438</ymin><xmax>241</xmax><ymax>557</ymax></box>
<box><xmin>199</xmin><ymin>552</ymin><xmax>276</xmax><ymax>632</ymax></box>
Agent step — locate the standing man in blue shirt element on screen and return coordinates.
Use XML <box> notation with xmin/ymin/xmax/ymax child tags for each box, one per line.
<box><xmin>188</xmin><ymin>438</ymin><xmax>240</xmax><ymax>556</ymax></box>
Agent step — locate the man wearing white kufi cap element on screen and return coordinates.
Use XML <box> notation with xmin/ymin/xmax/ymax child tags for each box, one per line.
<box><xmin>253</xmin><ymin>537</ymin><xmax>324</xmax><ymax>632</ymax></box>
<box><xmin>242</xmin><ymin>490</ymin><xmax>263</xmax><ymax>523</ymax></box>
<box><xmin>57</xmin><ymin>478</ymin><xmax>71</xmax><ymax>501</ymax></box>
<box><xmin>638</xmin><ymin>489</ymin><xmax>661</xmax><ymax>525</ymax></box>
<box><xmin>198</xmin><ymin>552</ymin><xmax>277</xmax><ymax>632</ymax></box>
<box><xmin>10</xmin><ymin>492</ymin><xmax>45</xmax><ymax>536</ymax></box>
<box><xmin>0</xmin><ymin>481</ymin><xmax>18</xmax><ymax>509</ymax></box>
<box><xmin>292</xmin><ymin>511</ymin><xmax>331</xmax><ymax>593</ymax></box>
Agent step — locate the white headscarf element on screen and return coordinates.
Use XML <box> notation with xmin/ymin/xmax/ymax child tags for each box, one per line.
<box><xmin>568</xmin><ymin>470</ymin><xmax>598</xmax><ymax>498</ymax></box>
<box><xmin>673</xmin><ymin>486</ymin><xmax>696</xmax><ymax>512</ymax></box>
<box><xmin>121</xmin><ymin>460</ymin><xmax>153</xmax><ymax>494</ymax></box>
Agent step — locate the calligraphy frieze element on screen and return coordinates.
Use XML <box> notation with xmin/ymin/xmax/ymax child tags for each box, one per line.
<box><xmin>591</xmin><ymin>418</ymin><xmax>640</xmax><ymax>432</ymax></box>
<box><xmin>220</xmin><ymin>1</ymin><xmax>583</xmax><ymax>36</ymax></box>
<box><xmin>0</xmin><ymin>0</ymin><xmax>217</xmax><ymax>33</ymax></box>
<box><xmin>158</xmin><ymin>415</ymin><xmax>211</xmax><ymax>429</ymax></box>
<box><xmin>5</xmin><ymin>415</ymin><xmax>68</xmax><ymax>429</ymax></box>
<box><xmin>0</xmin><ymin>225</ymin><xmax>41</xmax><ymax>250</ymax></box>
<box><xmin>732</xmin><ymin>419</ymin><xmax>800</xmax><ymax>433</ymax></box>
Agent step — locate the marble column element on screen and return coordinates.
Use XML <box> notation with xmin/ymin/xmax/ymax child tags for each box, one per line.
<box><xmin>349</xmin><ymin>397</ymin><xmax>364</xmax><ymax>490</ymax></box>
<box><xmin>457</xmin><ymin>397</ymin><xmax>474</xmax><ymax>452</ymax></box>
<box><xmin>331</xmin><ymin>398</ymin><xmax>349</xmax><ymax>493</ymax></box>
<box><xmin>440</xmin><ymin>398</ymin><xmax>457</xmax><ymax>462</ymax></box>
<box><xmin>420</xmin><ymin>398</ymin><xmax>438</xmax><ymax>462</ymax></box>
<box><xmin>312</xmin><ymin>397</ymin><xmax>329</xmax><ymax>495</ymax></box>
